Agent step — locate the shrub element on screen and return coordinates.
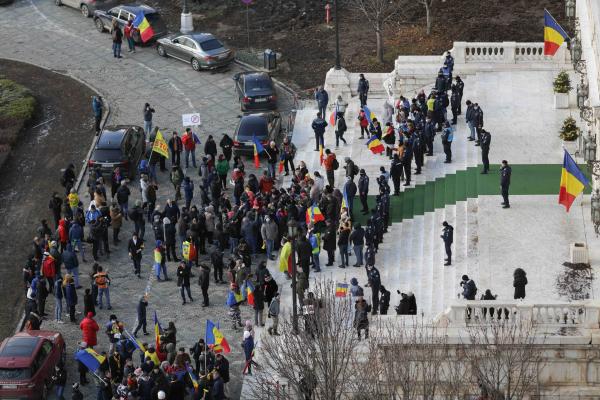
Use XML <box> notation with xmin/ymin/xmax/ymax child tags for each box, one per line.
<box><xmin>559</xmin><ymin>116</ymin><xmax>580</xmax><ymax>141</ymax></box>
<box><xmin>553</xmin><ymin>71</ymin><xmax>571</xmax><ymax>93</ymax></box>
<box><xmin>0</xmin><ymin>79</ymin><xmax>36</xmax><ymax>145</ymax></box>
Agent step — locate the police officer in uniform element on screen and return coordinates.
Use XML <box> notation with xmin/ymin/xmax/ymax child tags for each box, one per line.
<box><xmin>450</xmin><ymin>85</ymin><xmax>460</xmax><ymax>125</ymax></box>
<box><xmin>480</xmin><ymin>129</ymin><xmax>491</xmax><ymax>174</ymax></box>
<box><xmin>413</xmin><ymin>130</ymin><xmax>424</xmax><ymax>175</ymax></box>
<box><xmin>441</xmin><ymin>121</ymin><xmax>453</xmax><ymax>163</ymax></box>
<box><xmin>441</xmin><ymin>221</ymin><xmax>454</xmax><ymax>266</ymax></box>
<box><xmin>401</xmin><ymin>134</ymin><xmax>413</xmax><ymax>186</ymax></box>
<box><xmin>500</xmin><ymin>160</ymin><xmax>512</xmax><ymax>208</ymax></box>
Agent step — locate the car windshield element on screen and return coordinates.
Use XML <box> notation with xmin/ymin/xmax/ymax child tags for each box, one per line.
<box><xmin>245</xmin><ymin>76</ymin><xmax>273</xmax><ymax>92</ymax></box>
<box><xmin>237</xmin><ymin>117</ymin><xmax>268</xmax><ymax>141</ymax></box>
<box><xmin>0</xmin><ymin>338</ymin><xmax>37</xmax><ymax>357</ymax></box>
<box><xmin>93</xmin><ymin>149</ymin><xmax>122</xmax><ymax>163</ymax></box>
<box><xmin>199</xmin><ymin>39</ymin><xmax>223</xmax><ymax>51</ymax></box>
<box><xmin>0</xmin><ymin>368</ymin><xmax>31</xmax><ymax>380</ymax></box>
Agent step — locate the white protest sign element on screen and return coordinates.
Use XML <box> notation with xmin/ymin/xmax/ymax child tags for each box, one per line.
<box><xmin>182</xmin><ymin>113</ymin><xmax>202</xmax><ymax>126</ymax></box>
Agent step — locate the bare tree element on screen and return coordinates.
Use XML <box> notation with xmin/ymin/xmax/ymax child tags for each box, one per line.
<box><xmin>347</xmin><ymin>0</ymin><xmax>400</xmax><ymax>63</ymax></box>
<box><xmin>247</xmin><ymin>280</ymin><xmax>360</xmax><ymax>400</ymax></box>
<box><xmin>420</xmin><ymin>0</ymin><xmax>434</xmax><ymax>35</ymax></box>
<box><xmin>463</xmin><ymin>320</ymin><xmax>545</xmax><ymax>400</ymax></box>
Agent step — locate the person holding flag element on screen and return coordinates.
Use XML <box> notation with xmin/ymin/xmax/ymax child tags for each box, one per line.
<box><xmin>132</xmin><ymin>10</ymin><xmax>155</xmax><ymax>43</ymax></box>
<box><xmin>206</xmin><ymin>319</ymin><xmax>231</xmax><ymax>353</ymax></box>
<box><xmin>226</xmin><ymin>283</ymin><xmax>245</xmax><ymax>329</ymax></box>
<box><xmin>252</xmin><ymin>135</ymin><xmax>266</xmax><ymax>168</ymax></box>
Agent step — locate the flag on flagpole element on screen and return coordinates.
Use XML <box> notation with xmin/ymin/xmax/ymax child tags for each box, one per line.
<box><xmin>124</xmin><ymin>329</ymin><xmax>146</xmax><ymax>353</ymax></box>
<box><xmin>278</xmin><ymin>152</ymin><xmax>285</xmax><ymax>174</ymax></box>
<box><xmin>152</xmin><ymin>130</ymin><xmax>169</xmax><ymax>158</ymax></box>
<box><xmin>335</xmin><ymin>282</ymin><xmax>349</xmax><ymax>297</ymax></box>
<box><xmin>132</xmin><ymin>11</ymin><xmax>155</xmax><ymax>43</ymax></box>
<box><xmin>559</xmin><ymin>149</ymin><xmax>589</xmax><ymax>211</ymax></box>
<box><xmin>252</xmin><ymin>135</ymin><xmax>265</xmax><ymax>168</ymax></box>
<box><xmin>154</xmin><ymin>311</ymin><xmax>162</xmax><ymax>353</ymax></box>
<box><xmin>75</xmin><ymin>348</ymin><xmax>106</xmax><ymax>372</ymax></box>
<box><xmin>366</xmin><ymin>136</ymin><xmax>385</xmax><ymax>154</ymax></box>
<box><xmin>242</xmin><ymin>280</ymin><xmax>255</xmax><ymax>306</ymax></box>
<box><xmin>206</xmin><ymin>319</ymin><xmax>231</xmax><ymax>353</ymax></box>
<box><xmin>341</xmin><ymin>184</ymin><xmax>350</xmax><ymax>212</ymax></box>
<box><xmin>544</xmin><ymin>9</ymin><xmax>569</xmax><ymax>56</ymax></box>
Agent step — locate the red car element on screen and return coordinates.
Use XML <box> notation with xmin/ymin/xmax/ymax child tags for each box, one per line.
<box><xmin>0</xmin><ymin>331</ymin><xmax>65</xmax><ymax>400</ymax></box>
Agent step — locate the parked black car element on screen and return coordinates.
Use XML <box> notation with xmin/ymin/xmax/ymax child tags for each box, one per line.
<box><xmin>89</xmin><ymin>125</ymin><xmax>146</xmax><ymax>179</ymax></box>
<box><xmin>232</xmin><ymin>112</ymin><xmax>283</xmax><ymax>157</ymax></box>
<box><xmin>93</xmin><ymin>4</ymin><xmax>167</xmax><ymax>43</ymax></box>
<box><xmin>233</xmin><ymin>71</ymin><xmax>277</xmax><ymax>112</ymax></box>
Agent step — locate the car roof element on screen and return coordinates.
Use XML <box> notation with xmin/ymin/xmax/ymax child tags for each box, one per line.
<box><xmin>119</xmin><ymin>4</ymin><xmax>156</xmax><ymax>14</ymax></box>
<box><xmin>188</xmin><ymin>33</ymin><xmax>216</xmax><ymax>43</ymax></box>
<box><xmin>242</xmin><ymin>72</ymin><xmax>271</xmax><ymax>82</ymax></box>
<box><xmin>0</xmin><ymin>337</ymin><xmax>40</xmax><ymax>359</ymax></box>
<box><xmin>97</xmin><ymin>126</ymin><xmax>128</xmax><ymax>149</ymax></box>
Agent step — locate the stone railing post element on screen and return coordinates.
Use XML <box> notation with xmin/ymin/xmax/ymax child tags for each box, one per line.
<box><xmin>452</xmin><ymin>42</ymin><xmax>467</xmax><ymax>64</ymax></box>
<box><xmin>447</xmin><ymin>301</ymin><xmax>467</xmax><ymax>327</ymax></box>
<box><xmin>584</xmin><ymin>301</ymin><xmax>600</xmax><ymax>329</ymax></box>
<box><xmin>516</xmin><ymin>303</ymin><xmax>534</xmax><ymax>324</ymax></box>
<box><xmin>502</xmin><ymin>41</ymin><xmax>517</xmax><ymax>64</ymax></box>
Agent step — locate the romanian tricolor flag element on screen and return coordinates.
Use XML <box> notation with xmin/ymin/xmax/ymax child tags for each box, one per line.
<box><xmin>559</xmin><ymin>149</ymin><xmax>589</xmax><ymax>212</ymax></box>
<box><xmin>186</xmin><ymin>363</ymin><xmax>199</xmax><ymax>390</ymax></box>
<box><xmin>124</xmin><ymin>329</ymin><xmax>146</xmax><ymax>353</ymax></box>
<box><xmin>242</xmin><ymin>280</ymin><xmax>255</xmax><ymax>306</ymax></box>
<box><xmin>341</xmin><ymin>185</ymin><xmax>350</xmax><ymax>212</ymax></box>
<box><xmin>362</xmin><ymin>105</ymin><xmax>376</xmax><ymax>126</ymax></box>
<box><xmin>252</xmin><ymin>135</ymin><xmax>265</xmax><ymax>168</ymax></box>
<box><xmin>329</xmin><ymin>110</ymin><xmax>337</xmax><ymax>126</ymax></box>
<box><xmin>279</xmin><ymin>153</ymin><xmax>285</xmax><ymax>174</ymax></box>
<box><xmin>132</xmin><ymin>11</ymin><xmax>155</xmax><ymax>43</ymax></box>
<box><xmin>335</xmin><ymin>282</ymin><xmax>349</xmax><ymax>297</ymax></box>
<box><xmin>226</xmin><ymin>290</ymin><xmax>245</xmax><ymax>307</ymax></box>
<box><xmin>153</xmin><ymin>311</ymin><xmax>162</xmax><ymax>353</ymax></box>
<box><xmin>206</xmin><ymin>319</ymin><xmax>231</xmax><ymax>353</ymax></box>
<box><xmin>306</xmin><ymin>205</ymin><xmax>325</xmax><ymax>225</ymax></box>
<box><xmin>75</xmin><ymin>348</ymin><xmax>106</xmax><ymax>372</ymax></box>
<box><xmin>544</xmin><ymin>10</ymin><xmax>569</xmax><ymax>56</ymax></box>
<box><xmin>366</xmin><ymin>136</ymin><xmax>385</xmax><ymax>154</ymax></box>
<box><xmin>279</xmin><ymin>240</ymin><xmax>293</xmax><ymax>274</ymax></box>
<box><xmin>319</xmin><ymin>142</ymin><xmax>324</xmax><ymax>165</ymax></box>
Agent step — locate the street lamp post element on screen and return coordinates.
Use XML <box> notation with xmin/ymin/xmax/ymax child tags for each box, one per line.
<box><xmin>566</xmin><ymin>0</ymin><xmax>576</xmax><ymax>19</ymax></box>
<box><xmin>288</xmin><ymin>220</ymin><xmax>299</xmax><ymax>333</ymax></box>
<box><xmin>334</xmin><ymin>0</ymin><xmax>341</xmax><ymax>70</ymax></box>
<box><xmin>180</xmin><ymin>0</ymin><xmax>193</xmax><ymax>33</ymax></box>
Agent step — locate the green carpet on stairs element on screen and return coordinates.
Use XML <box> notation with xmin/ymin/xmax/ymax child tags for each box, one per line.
<box><xmin>352</xmin><ymin>164</ymin><xmax>592</xmax><ymax>226</ymax></box>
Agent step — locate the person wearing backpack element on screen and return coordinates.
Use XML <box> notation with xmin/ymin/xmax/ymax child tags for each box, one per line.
<box><xmin>323</xmin><ymin>149</ymin><xmax>338</xmax><ymax>188</ymax></box>
<box><xmin>93</xmin><ymin>266</ymin><xmax>111</xmax><ymax>310</ymax></box>
<box><xmin>334</xmin><ymin>114</ymin><xmax>347</xmax><ymax>148</ymax></box>
<box><xmin>357</xmin><ymin>73</ymin><xmax>369</xmax><ymax>107</ymax></box>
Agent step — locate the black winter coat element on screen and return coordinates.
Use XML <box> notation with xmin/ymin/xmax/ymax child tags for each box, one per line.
<box><xmin>513</xmin><ymin>269</ymin><xmax>528</xmax><ymax>299</ymax></box>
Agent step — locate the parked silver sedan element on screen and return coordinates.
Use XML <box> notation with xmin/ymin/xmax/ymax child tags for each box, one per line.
<box><xmin>156</xmin><ymin>33</ymin><xmax>234</xmax><ymax>71</ymax></box>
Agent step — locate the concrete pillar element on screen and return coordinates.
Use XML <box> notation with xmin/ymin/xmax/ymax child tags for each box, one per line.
<box><xmin>502</xmin><ymin>41</ymin><xmax>517</xmax><ymax>64</ymax></box>
<box><xmin>584</xmin><ymin>301</ymin><xmax>600</xmax><ymax>329</ymax></box>
<box><xmin>324</xmin><ymin>67</ymin><xmax>351</xmax><ymax>103</ymax></box>
<box><xmin>453</xmin><ymin>42</ymin><xmax>467</xmax><ymax>64</ymax></box>
<box><xmin>516</xmin><ymin>303</ymin><xmax>534</xmax><ymax>324</ymax></box>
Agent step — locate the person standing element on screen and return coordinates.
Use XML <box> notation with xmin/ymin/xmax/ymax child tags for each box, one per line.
<box><xmin>267</xmin><ymin>292</ymin><xmax>280</xmax><ymax>335</ymax></box>
<box><xmin>111</xmin><ymin>20</ymin><xmax>123</xmax><ymax>58</ymax></box>
<box><xmin>354</xmin><ymin>297</ymin><xmax>369</xmax><ymax>340</ymax></box>
<box><xmin>143</xmin><ymin>103</ymin><xmax>155</xmax><ymax>136</ymax></box>
<box><xmin>335</xmin><ymin>95</ymin><xmax>348</xmax><ymax>117</ymax></box>
<box><xmin>358</xmin><ymin>107</ymin><xmax>370</xmax><ymax>139</ymax></box>
<box><xmin>127</xmin><ymin>233</ymin><xmax>144</xmax><ymax>278</ymax></box>
<box><xmin>204</xmin><ymin>135</ymin><xmax>218</xmax><ymax>161</ymax></box>
<box><xmin>93</xmin><ymin>266</ymin><xmax>111</xmax><ymax>310</ymax></box>
<box><xmin>323</xmin><ymin>149</ymin><xmax>337</xmax><ymax>187</ymax></box>
<box><xmin>358</xmin><ymin>169</ymin><xmax>369</xmax><ymax>214</ymax></box>
<box><xmin>472</xmin><ymin>103</ymin><xmax>484</xmax><ymax>145</ymax></box>
<box><xmin>349</xmin><ymin>223</ymin><xmax>364</xmax><ymax>267</ymax></box>
<box><xmin>344</xmin><ymin>177</ymin><xmax>357</xmax><ymax>219</ymax></box>
<box><xmin>413</xmin><ymin>130</ymin><xmax>424</xmax><ymax>175</ymax></box>
<box><xmin>265</xmin><ymin>141</ymin><xmax>279</xmax><ymax>178</ymax></box>
<box><xmin>178</xmin><ymin>262</ymin><xmax>194</xmax><ymax>305</ymax></box>
<box><xmin>390</xmin><ymin>154</ymin><xmax>403</xmax><ymax>196</ymax></box>
<box><xmin>133</xmin><ymin>295</ymin><xmax>148</xmax><ymax>337</ymax></box>
<box><xmin>513</xmin><ymin>268</ymin><xmax>528</xmax><ymax>299</ymax></box>
<box><xmin>53</xmin><ymin>278</ymin><xmax>64</xmax><ymax>324</ymax></box>
<box><xmin>170</xmin><ymin>165</ymin><xmax>184</xmax><ymax>201</ymax></box>
<box><xmin>401</xmin><ymin>134</ymin><xmax>413</xmax><ymax>186</ymax></box>
<box><xmin>441</xmin><ymin>121</ymin><xmax>453</xmax><ymax>163</ymax></box>
<box><xmin>366</xmin><ymin>264</ymin><xmax>381</xmax><ymax>315</ymax></box>
<box><xmin>461</xmin><ymin>275</ymin><xmax>478</xmax><ymax>300</ymax></box>
<box><xmin>92</xmin><ymin>96</ymin><xmax>103</xmax><ymax>135</ymax></box>
<box><xmin>311</xmin><ymin>112</ymin><xmax>327</xmax><ymax>151</ymax></box>
<box><xmin>280</xmin><ymin>137</ymin><xmax>296</xmax><ymax>176</ymax></box>
<box><xmin>335</xmin><ymin>114</ymin><xmax>348</xmax><ymax>148</ymax></box>
<box><xmin>322</xmin><ymin>220</ymin><xmax>336</xmax><ymax>267</ymax></box>
<box><xmin>337</xmin><ymin>220</ymin><xmax>351</xmax><ymax>268</ymax></box>
<box><xmin>65</xmin><ymin>275</ymin><xmax>78</xmax><ymax>323</ymax></box>
<box><xmin>181</xmin><ymin>128</ymin><xmax>197</xmax><ymax>169</ymax></box>
<box><xmin>109</xmin><ymin>203</ymin><xmax>122</xmax><ymax>245</ymax></box>
<box><xmin>500</xmin><ymin>160</ymin><xmax>511</xmax><ymax>208</ymax></box>
<box><xmin>455</xmin><ymin>76</ymin><xmax>465</xmax><ymax>113</ymax></box>
<box><xmin>220</xmin><ymin>134</ymin><xmax>234</xmax><ymax>162</ymax></box>
<box><xmin>480</xmin><ymin>129</ymin><xmax>491</xmax><ymax>174</ymax></box>
<box><xmin>357</xmin><ymin>73</ymin><xmax>369</xmax><ymax>107</ymax></box>
<box><xmin>465</xmin><ymin>100</ymin><xmax>475</xmax><ymax>141</ymax></box>
<box><xmin>315</xmin><ymin>86</ymin><xmax>329</xmax><ymax>118</ymax></box>
<box><xmin>168</xmin><ymin>131</ymin><xmax>183</xmax><ymax>167</ymax></box>
<box><xmin>80</xmin><ymin>312</ymin><xmax>99</xmax><ymax>348</ymax></box>
<box><xmin>123</xmin><ymin>19</ymin><xmax>136</xmax><ymax>53</ymax></box>
<box><xmin>441</xmin><ymin>221</ymin><xmax>453</xmax><ymax>266</ymax></box>
<box><xmin>450</xmin><ymin>85</ymin><xmax>460</xmax><ymax>125</ymax></box>
<box><xmin>116</xmin><ymin>181</ymin><xmax>130</xmax><ymax>220</ymax></box>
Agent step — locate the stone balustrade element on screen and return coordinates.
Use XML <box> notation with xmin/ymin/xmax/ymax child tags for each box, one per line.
<box><xmin>451</xmin><ymin>41</ymin><xmax>568</xmax><ymax>64</ymax></box>
<box><xmin>442</xmin><ymin>300</ymin><xmax>600</xmax><ymax>328</ymax></box>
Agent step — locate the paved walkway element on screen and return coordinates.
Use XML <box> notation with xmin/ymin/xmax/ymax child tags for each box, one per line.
<box><xmin>0</xmin><ymin>1</ymin><xmax>293</xmax><ymax>398</ymax></box>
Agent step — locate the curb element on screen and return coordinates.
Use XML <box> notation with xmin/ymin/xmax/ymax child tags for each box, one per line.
<box><xmin>4</xmin><ymin>58</ymin><xmax>112</xmax><ymax>334</ymax></box>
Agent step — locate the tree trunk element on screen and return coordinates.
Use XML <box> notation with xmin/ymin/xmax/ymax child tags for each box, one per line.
<box><xmin>376</xmin><ymin>28</ymin><xmax>384</xmax><ymax>63</ymax></box>
<box><xmin>425</xmin><ymin>1</ymin><xmax>432</xmax><ymax>35</ymax></box>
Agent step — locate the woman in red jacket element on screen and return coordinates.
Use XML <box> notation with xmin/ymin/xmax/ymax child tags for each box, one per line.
<box><xmin>80</xmin><ymin>312</ymin><xmax>99</xmax><ymax>348</ymax></box>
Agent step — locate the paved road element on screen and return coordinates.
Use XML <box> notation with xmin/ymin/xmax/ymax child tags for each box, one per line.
<box><xmin>0</xmin><ymin>1</ymin><xmax>295</xmax><ymax>398</ymax></box>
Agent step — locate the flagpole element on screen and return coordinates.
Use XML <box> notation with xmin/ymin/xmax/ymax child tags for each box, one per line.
<box><xmin>204</xmin><ymin>320</ymin><xmax>207</xmax><ymax>375</ymax></box>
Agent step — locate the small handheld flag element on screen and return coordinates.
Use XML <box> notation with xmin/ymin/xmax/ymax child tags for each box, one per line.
<box><xmin>306</xmin><ymin>205</ymin><xmax>325</xmax><ymax>225</ymax></box>
<box><xmin>124</xmin><ymin>329</ymin><xmax>146</xmax><ymax>353</ymax></box>
<box><xmin>329</xmin><ymin>110</ymin><xmax>337</xmax><ymax>126</ymax></box>
<box><xmin>154</xmin><ymin>311</ymin><xmax>163</xmax><ymax>353</ymax></box>
<box><xmin>362</xmin><ymin>105</ymin><xmax>376</xmax><ymax>126</ymax></box>
<box><xmin>206</xmin><ymin>319</ymin><xmax>231</xmax><ymax>353</ymax></box>
<box><xmin>366</xmin><ymin>136</ymin><xmax>385</xmax><ymax>154</ymax></box>
<box><xmin>226</xmin><ymin>290</ymin><xmax>245</xmax><ymax>307</ymax></box>
<box><xmin>279</xmin><ymin>153</ymin><xmax>285</xmax><ymax>174</ymax></box>
<box><xmin>132</xmin><ymin>11</ymin><xmax>155</xmax><ymax>43</ymax></box>
<box><xmin>186</xmin><ymin>363</ymin><xmax>199</xmax><ymax>390</ymax></box>
<box><xmin>152</xmin><ymin>130</ymin><xmax>169</xmax><ymax>158</ymax></box>
<box><xmin>319</xmin><ymin>142</ymin><xmax>324</xmax><ymax>165</ymax></box>
<box><xmin>75</xmin><ymin>348</ymin><xmax>105</xmax><ymax>372</ymax></box>
<box><xmin>559</xmin><ymin>149</ymin><xmax>589</xmax><ymax>212</ymax></box>
<box><xmin>341</xmin><ymin>184</ymin><xmax>350</xmax><ymax>212</ymax></box>
<box><xmin>335</xmin><ymin>282</ymin><xmax>349</xmax><ymax>297</ymax></box>
<box><xmin>544</xmin><ymin>10</ymin><xmax>569</xmax><ymax>56</ymax></box>
<box><xmin>242</xmin><ymin>280</ymin><xmax>255</xmax><ymax>306</ymax></box>
<box><xmin>252</xmin><ymin>135</ymin><xmax>265</xmax><ymax>168</ymax></box>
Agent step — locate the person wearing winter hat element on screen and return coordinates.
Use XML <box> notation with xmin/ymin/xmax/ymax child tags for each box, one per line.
<box><xmin>242</xmin><ymin>329</ymin><xmax>255</xmax><ymax>375</ymax></box>
<box><xmin>350</xmin><ymin>278</ymin><xmax>364</xmax><ymax>298</ymax></box>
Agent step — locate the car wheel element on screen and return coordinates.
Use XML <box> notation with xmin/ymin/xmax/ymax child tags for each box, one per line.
<box><xmin>94</xmin><ymin>18</ymin><xmax>104</xmax><ymax>33</ymax></box>
<box><xmin>80</xmin><ymin>4</ymin><xmax>90</xmax><ymax>17</ymax></box>
<box><xmin>157</xmin><ymin>45</ymin><xmax>167</xmax><ymax>57</ymax></box>
<box><xmin>191</xmin><ymin>58</ymin><xmax>201</xmax><ymax>71</ymax></box>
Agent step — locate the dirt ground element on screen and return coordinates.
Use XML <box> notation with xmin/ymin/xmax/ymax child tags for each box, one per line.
<box><xmin>0</xmin><ymin>59</ymin><xmax>95</xmax><ymax>339</ymax></box>
<box><xmin>149</xmin><ymin>0</ymin><xmax>568</xmax><ymax>90</ymax></box>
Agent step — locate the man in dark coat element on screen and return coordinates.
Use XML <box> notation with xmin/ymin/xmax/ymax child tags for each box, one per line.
<box><xmin>424</xmin><ymin>117</ymin><xmax>436</xmax><ymax>156</ymax></box>
<box><xmin>344</xmin><ymin>177</ymin><xmax>357</xmax><ymax>219</ymax></box>
<box><xmin>500</xmin><ymin>160</ymin><xmax>511</xmax><ymax>208</ymax></box>
<box><xmin>379</xmin><ymin>285</ymin><xmax>390</xmax><ymax>315</ymax></box>
<box><xmin>134</xmin><ymin>295</ymin><xmax>148</xmax><ymax>337</ymax></box>
<box><xmin>168</xmin><ymin>131</ymin><xmax>183</xmax><ymax>166</ymax></box>
<box><xmin>357</xmin><ymin>73</ymin><xmax>369</xmax><ymax>106</ymax></box>
<box><xmin>358</xmin><ymin>169</ymin><xmax>369</xmax><ymax>214</ymax></box>
<box><xmin>480</xmin><ymin>129</ymin><xmax>491</xmax><ymax>174</ymax></box>
<box><xmin>204</xmin><ymin>135</ymin><xmax>218</xmax><ymax>160</ymax></box>
<box><xmin>450</xmin><ymin>86</ymin><xmax>460</xmax><ymax>125</ymax></box>
<box><xmin>413</xmin><ymin>131</ymin><xmax>424</xmax><ymax>175</ymax></box>
<box><xmin>441</xmin><ymin>221</ymin><xmax>453</xmax><ymax>266</ymax></box>
<box><xmin>322</xmin><ymin>220</ymin><xmax>336</xmax><ymax>266</ymax></box>
<box><xmin>296</xmin><ymin>235</ymin><xmax>313</xmax><ymax>278</ymax></box>
<box><xmin>366</xmin><ymin>265</ymin><xmax>381</xmax><ymax>315</ymax></box>
<box><xmin>315</xmin><ymin>86</ymin><xmax>329</xmax><ymax>118</ymax></box>
<box><xmin>198</xmin><ymin>263</ymin><xmax>210</xmax><ymax>306</ymax></box>
<box><xmin>311</xmin><ymin>112</ymin><xmax>327</xmax><ymax>151</ymax></box>
<box><xmin>401</xmin><ymin>135</ymin><xmax>413</xmax><ymax>186</ymax></box>
<box><xmin>461</xmin><ymin>275</ymin><xmax>477</xmax><ymax>300</ymax></box>
<box><xmin>127</xmin><ymin>233</ymin><xmax>144</xmax><ymax>277</ymax></box>
<box><xmin>513</xmin><ymin>268</ymin><xmax>528</xmax><ymax>299</ymax></box>
<box><xmin>390</xmin><ymin>154</ymin><xmax>403</xmax><ymax>196</ymax></box>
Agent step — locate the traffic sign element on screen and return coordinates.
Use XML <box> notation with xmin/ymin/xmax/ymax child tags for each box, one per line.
<box><xmin>182</xmin><ymin>113</ymin><xmax>202</xmax><ymax>126</ymax></box>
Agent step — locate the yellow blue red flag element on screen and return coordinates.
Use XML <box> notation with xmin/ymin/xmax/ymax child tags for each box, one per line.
<box><xmin>544</xmin><ymin>10</ymin><xmax>569</xmax><ymax>56</ymax></box>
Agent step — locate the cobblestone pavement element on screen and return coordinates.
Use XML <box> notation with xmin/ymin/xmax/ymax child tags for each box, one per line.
<box><xmin>0</xmin><ymin>1</ymin><xmax>295</xmax><ymax>398</ymax></box>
